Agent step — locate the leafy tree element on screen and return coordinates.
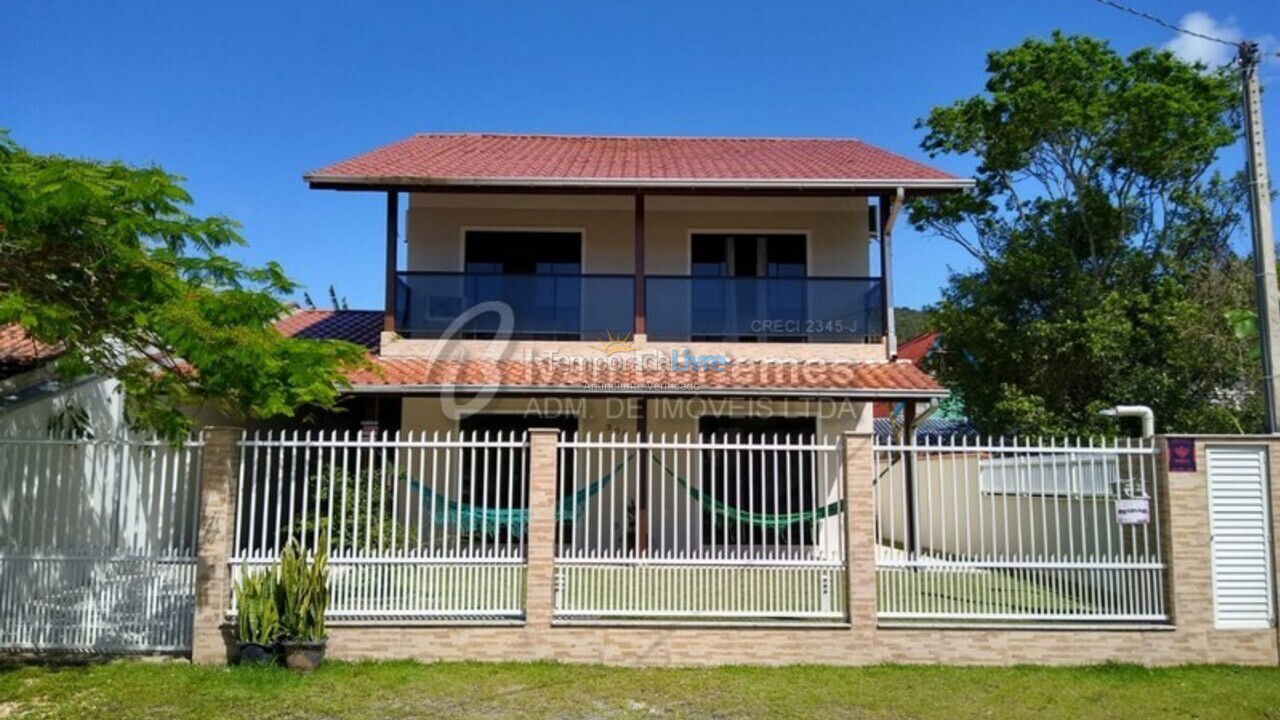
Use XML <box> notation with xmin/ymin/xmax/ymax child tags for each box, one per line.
<box><xmin>0</xmin><ymin>133</ymin><xmax>369</xmax><ymax>438</ymax></box>
<box><xmin>910</xmin><ymin>33</ymin><xmax>1258</xmax><ymax>435</ymax></box>
<box><xmin>893</xmin><ymin>307</ymin><xmax>934</xmax><ymax>342</ymax></box>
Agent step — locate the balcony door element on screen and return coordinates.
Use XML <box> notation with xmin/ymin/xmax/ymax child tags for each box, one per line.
<box><xmin>690</xmin><ymin>233</ymin><xmax>806</xmax><ymax>341</ymax></box>
<box><xmin>464</xmin><ymin>230</ymin><xmax>582</xmax><ymax>339</ymax></box>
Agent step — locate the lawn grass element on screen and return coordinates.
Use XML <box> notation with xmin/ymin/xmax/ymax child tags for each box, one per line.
<box><xmin>2</xmin><ymin>660</ymin><xmax>1279</xmax><ymax>719</ymax></box>
<box><xmin>877</xmin><ymin>567</ymin><xmax>1097</xmax><ymax>617</ymax></box>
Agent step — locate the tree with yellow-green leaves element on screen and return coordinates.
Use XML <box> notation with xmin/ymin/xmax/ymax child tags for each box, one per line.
<box><xmin>0</xmin><ymin>132</ymin><xmax>369</xmax><ymax>439</ymax></box>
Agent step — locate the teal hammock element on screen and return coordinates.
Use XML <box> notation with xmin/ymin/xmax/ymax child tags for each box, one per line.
<box><xmin>651</xmin><ymin>457</ymin><xmax>845</xmax><ymax>530</ymax></box>
<box><xmin>409</xmin><ymin>451</ymin><xmax>844</xmax><ymax>534</ymax></box>
<box><xmin>407</xmin><ymin>454</ymin><xmax>633</xmax><ymax>535</ymax></box>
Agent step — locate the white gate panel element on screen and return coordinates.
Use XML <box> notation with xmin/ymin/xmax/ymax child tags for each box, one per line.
<box><xmin>554</xmin><ymin>432</ymin><xmax>847</xmax><ymax>622</ymax></box>
<box><xmin>232</xmin><ymin>430</ymin><xmax>530</xmax><ymax>622</ymax></box>
<box><xmin>0</xmin><ymin>435</ymin><xmax>201</xmax><ymax>653</ymax></box>
<box><xmin>1206</xmin><ymin>445</ymin><xmax>1275</xmax><ymax>629</ymax></box>
<box><xmin>873</xmin><ymin>435</ymin><xmax>1167</xmax><ymax>623</ymax></box>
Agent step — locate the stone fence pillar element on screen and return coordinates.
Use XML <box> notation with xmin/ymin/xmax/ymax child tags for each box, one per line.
<box><xmin>191</xmin><ymin>426</ymin><xmax>239</xmax><ymax>665</ymax></box>
<box><xmin>525</xmin><ymin>428</ymin><xmax>560</xmax><ymax>631</ymax></box>
<box><xmin>843</xmin><ymin>431</ymin><xmax>877</xmax><ymax>627</ymax></box>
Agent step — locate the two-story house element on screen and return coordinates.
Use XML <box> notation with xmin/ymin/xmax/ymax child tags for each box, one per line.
<box><xmin>289</xmin><ymin>133</ymin><xmax>971</xmax><ymax>443</ymax></box>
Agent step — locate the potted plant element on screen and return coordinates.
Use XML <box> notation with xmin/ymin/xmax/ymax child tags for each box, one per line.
<box><xmin>233</xmin><ymin>566</ymin><xmax>280</xmax><ymax>665</ymax></box>
<box><xmin>275</xmin><ymin>541</ymin><xmax>329</xmax><ymax>672</ymax></box>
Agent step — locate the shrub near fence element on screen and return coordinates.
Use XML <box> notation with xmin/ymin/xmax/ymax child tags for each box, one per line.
<box><xmin>232</xmin><ymin>430</ymin><xmax>530</xmax><ymax>622</ymax></box>
<box><xmin>0</xmin><ymin>434</ymin><xmax>202</xmax><ymax>652</ymax></box>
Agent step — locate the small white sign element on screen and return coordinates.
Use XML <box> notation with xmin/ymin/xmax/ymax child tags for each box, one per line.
<box><xmin>1116</xmin><ymin>498</ymin><xmax>1150</xmax><ymax>525</ymax></box>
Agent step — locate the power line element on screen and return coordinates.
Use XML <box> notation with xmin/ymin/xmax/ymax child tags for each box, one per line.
<box><xmin>1090</xmin><ymin>0</ymin><xmax>1241</xmax><ymax>49</ymax></box>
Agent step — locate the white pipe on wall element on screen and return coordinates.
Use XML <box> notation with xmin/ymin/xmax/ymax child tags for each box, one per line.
<box><xmin>1099</xmin><ymin>405</ymin><xmax>1155</xmax><ymax>438</ymax></box>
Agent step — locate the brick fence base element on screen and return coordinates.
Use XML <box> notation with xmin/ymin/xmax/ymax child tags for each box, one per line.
<box><xmin>317</xmin><ymin>623</ymin><xmax>1276</xmax><ymax>667</ymax></box>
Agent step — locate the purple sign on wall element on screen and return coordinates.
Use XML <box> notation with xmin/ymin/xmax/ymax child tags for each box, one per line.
<box><xmin>1167</xmin><ymin>437</ymin><xmax>1196</xmax><ymax>472</ymax></box>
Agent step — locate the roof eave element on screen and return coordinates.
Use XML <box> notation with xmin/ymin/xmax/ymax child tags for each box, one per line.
<box><xmin>304</xmin><ymin>174</ymin><xmax>975</xmax><ymax>194</ymax></box>
<box><xmin>345</xmin><ymin>383</ymin><xmax>949</xmax><ymax>399</ymax></box>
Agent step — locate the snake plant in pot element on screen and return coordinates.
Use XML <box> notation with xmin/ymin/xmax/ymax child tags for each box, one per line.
<box><xmin>276</xmin><ymin>541</ymin><xmax>329</xmax><ymax>671</ymax></box>
<box><xmin>233</xmin><ymin>567</ymin><xmax>281</xmax><ymax>665</ymax></box>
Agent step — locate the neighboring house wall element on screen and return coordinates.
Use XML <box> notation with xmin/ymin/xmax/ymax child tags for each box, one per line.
<box><xmin>875</xmin><ymin>453</ymin><xmax>1131</xmax><ymax>560</ymax></box>
<box><xmin>0</xmin><ymin>373</ymin><xmax>127</xmax><ymax>437</ymax></box>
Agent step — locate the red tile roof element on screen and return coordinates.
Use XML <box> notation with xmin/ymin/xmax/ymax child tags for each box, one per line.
<box><xmin>896</xmin><ymin>331</ymin><xmax>939</xmax><ymax>365</ymax></box>
<box><xmin>275</xmin><ymin>310</ymin><xmax>944</xmax><ymax>397</ymax></box>
<box><xmin>306</xmin><ymin>133</ymin><xmax>970</xmax><ymax>191</ymax></box>
<box><xmin>348</xmin><ymin>356</ymin><xmax>943</xmax><ymax>397</ymax></box>
<box><xmin>875</xmin><ymin>331</ymin><xmax>940</xmax><ymax>417</ymax></box>
<box><xmin>0</xmin><ymin>324</ymin><xmax>62</xmax><ymax>371</ymax></box>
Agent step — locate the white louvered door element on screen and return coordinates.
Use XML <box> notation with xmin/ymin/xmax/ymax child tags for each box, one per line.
<box><xmin>1206</xmin><ymin>445</ymin><xmax>1275</xmax><ymax>629</ymax></box>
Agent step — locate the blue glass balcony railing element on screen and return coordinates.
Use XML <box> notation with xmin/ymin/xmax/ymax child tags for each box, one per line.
<box><xmin>395</xmin><ymin>272</ymin><xmax>635</xmax><ymax>339</ymax></box>
<box><xmin>395</xmin><ymin>272</ymin><xmax>885</xmax><ymax>343</ymax></box>
<box><xmin>645</xmin><ymin>275</ymin><xmax>884</xmax><ymax>342</ymax></box>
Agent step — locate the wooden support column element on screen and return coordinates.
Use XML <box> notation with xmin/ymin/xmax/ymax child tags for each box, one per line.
<box><xmin>633</xmin><ymin>193</ymin><xmax>646</xmax><ymax>339</ymax></box>
<box><xmin>383</xmin><ymin>191</ymin><xmax>399</xmax><ymax>333</ymax></box>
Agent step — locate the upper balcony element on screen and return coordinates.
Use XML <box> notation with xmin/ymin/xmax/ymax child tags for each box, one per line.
<box><xmin>395</xmin><ymin>271</ymin><xmax>884</xmax><ymax>343</ymax></box>
<box><xmin>306</xmin><ymin>133</ymin><xmax>974</xmax><ymax>361</ymax></box>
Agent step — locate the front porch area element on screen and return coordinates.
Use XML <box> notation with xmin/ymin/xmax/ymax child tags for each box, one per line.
<box><xmin>235</xmin><ymin>393</ymin><xmax>870</xmax><ymax>623</ymax></box>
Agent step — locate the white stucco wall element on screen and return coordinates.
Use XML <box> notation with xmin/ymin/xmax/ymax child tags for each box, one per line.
<box><xmin>0</xmin><ymin>374</ymin><xmax>128</xmax><ymax>437</ymax></box>
<box><xmin>405</xmin><ymin>193</ymin><xmax>871</xmax><ymax>277</ymax></box>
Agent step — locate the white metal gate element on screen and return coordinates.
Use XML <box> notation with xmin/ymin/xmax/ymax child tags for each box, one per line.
<box><xmin>874</xmin><ymin>435</ymin><xmax>1167</xmax><ymax>624</ymax></box>
<box><xmin>1206</xmin><ymin>445</ymin><xmax>1275</xmax><ymax>629</ymax></box>
<box><xmin>232</xmin><ymin>430</ymin><xmax>529</xmax><ymax>621</ymax></box>
<box><xmin>554</xmin><ymin>433</ymin><xmax>847</xmax><ymax>622</ymax></box>
<box><xmin>0</xmin><ymin>435</ymin><xmax>202</xmax><ymax>652</ymax></box>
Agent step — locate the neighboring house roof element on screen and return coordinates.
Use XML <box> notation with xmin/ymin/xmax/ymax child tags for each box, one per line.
<box><xmin>305</xmin><ymin>133</ymin><xmax>972</xmax><ymax>192</ymax></box>
<box><xmin>274</xmin><ymin>309</ymin><xmax>382</xmax><ymax>350</ymax></box>
<box><xmin>895</xmin><ymin>331</ymin><xmax>939</xmax><ymax>365</ymax></box>
<box><xmin>274</xmin><ymin>309</ymin><xmax>946</xmax><ymax>398</ymax></box>
<box><xmin>0</xmin><ymin>324</ymin><xmax>62</xmax><ymax>378</ymax></box>
<box><xmin>873</xmin><ymin>417</ymin><xmax>974</xmax><ymax>441</ymax></box>
<box><xmin>874</xmin><ymin>331</ymin><xmax>941</xmax><ymax>418</ymax></box>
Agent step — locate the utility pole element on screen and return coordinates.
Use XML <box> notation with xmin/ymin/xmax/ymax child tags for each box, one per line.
<box><xmin>1241</xmin><ymin>41</ymin><xmax>1280</xmax><ymax>433</ymax></box>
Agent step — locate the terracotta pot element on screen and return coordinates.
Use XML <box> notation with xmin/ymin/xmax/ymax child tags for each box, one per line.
<box><xmin>280</xmin><ymin>640</ymin><xmax>325</xmax><ymax>672</ymax></box>
<box><xmin>237</xmin><ymin>642</ymin><xmax>277</xmax><ymax>666</ymax></box>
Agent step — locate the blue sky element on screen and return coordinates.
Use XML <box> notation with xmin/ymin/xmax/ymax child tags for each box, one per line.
<box><xmin>4</xmin><ymin>1</ymin><xmax>1278</xmax><ymax>310</ymax></box>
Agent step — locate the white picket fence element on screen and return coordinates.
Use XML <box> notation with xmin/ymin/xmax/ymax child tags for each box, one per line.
<box><xmin>554</xmin><ymin>433</ymin><xmax>847</xmax><ymax>622</ymax></box>
<box><xmin>0</xmin><ymin>435</ymin><xmax>202</xmax><ymax>652</ymax></box>
<box><xmin>232</xmin><ymin>430</ymin><xmax>529</xmax><ymax>621</ymax></box>
<box><xmin>873</xmin><ymin>435</ymin><xmax>1166</xmax><ymax>624</ymax></box>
